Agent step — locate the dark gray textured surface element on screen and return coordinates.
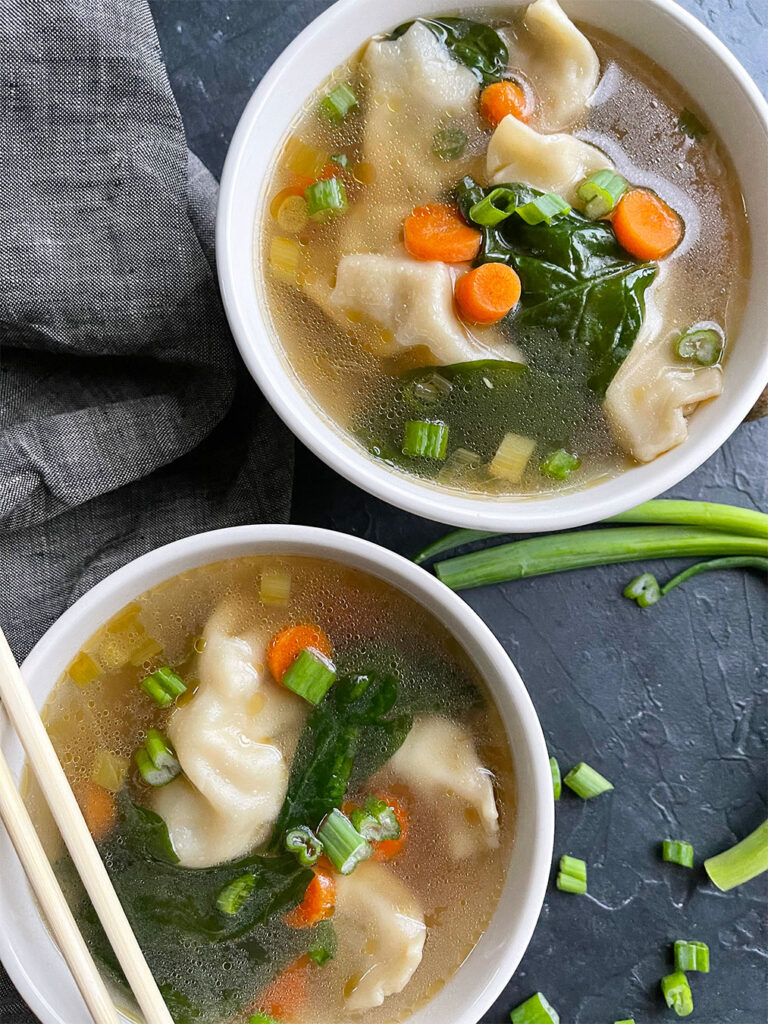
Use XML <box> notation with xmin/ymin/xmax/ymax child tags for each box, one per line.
<box><xmin>142</xmin><ymin>2</ymin><xmax>768</xmax><ymax>1022</ymax></box>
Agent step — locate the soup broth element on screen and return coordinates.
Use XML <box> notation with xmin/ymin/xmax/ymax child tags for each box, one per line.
<box><xmin>27</xmin><ymin>555</ymin><xmax>515</xmax><ymax>1024</ymax></box>
<box><xmin>258</xmin><ymin>1</ymin><xmax>748</xmax><ymax>497</ymax></box>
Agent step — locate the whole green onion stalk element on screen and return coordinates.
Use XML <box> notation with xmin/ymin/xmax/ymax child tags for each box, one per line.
<box><xmin>704</xmin><ymin>819</ymin><xmax>768</xmax><ymax>891</ymax></box>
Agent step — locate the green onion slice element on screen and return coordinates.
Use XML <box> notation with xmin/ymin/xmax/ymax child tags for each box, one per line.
<box><xmin>249</xmin><ymin>1012</ymin><xmax>280</xmax><ymax>1024</ymax></box>
<box><xmin>217</xmin><ymin>874</ymin><xmax>256</xmax><ymax>916</ymax></box>
<box><xmin>550</xmin><ymin>756</ymin><xmax>562</xmax><ymax>801</ymax></box>
<box><xmin>509</xmin><ymin>991</ymin><xmax>560</xmax><ymax>1024</ymax></box>
<box><xmin>469</xmin><ymin>186</ymin><xmax>517</xmax><ymax>226</ymax></box>
<box><xmin>285</xmin><ymin>826</ymin><xmax>323</xmax><ymax>866</ymax></box>
<box><xmin>540</xmin><ymin>449</ymin><xmax>581</xmax><ymax>481</ymax></box>
<box><xmin>577</xmin><ymin>170</ymin><xmax>628</xmax><ymax>219</ymax></box>
<box><xmin>140</xmin><ymin>666</ymin><xmax>186</xmax><ymax>708</ymax></box>
<box><xmin>674</xmin><ymin>939</ymin><xmax>710</xmax><ymax>973</ymax></box>
<box><xmin>320</xmin><ymin>82</ymin><xmax>358</xmax><ymax>122</ymax></box>
<box><xmin>614</xmin><ymin>1019</ymin><xmax>636</xmax><ymax>1024</ymax></box>
<box><xmin>350</xmin><ymin>797</ymin><xmax>401</xmax><ymax>842</ymax></box>
<box><xmin>318</xmin><ymin>809</ymin><xmax>372</xmax><ymax>875</ymax></box>
<box><xmin>564</xmin><ymin>762</ymin><xmax>614</xmax><ymax>799</ymax></box>
<box><xmin>402</xmin><ymin>371</ymin><xmax>452</xmax><ymax>411</ymax></box>
<box><xmin>675</xmin><ymin>326</ymin><xmax>724</xmax><ymax>366</ymax></box>
<box><xmin>623</xmin><ymin>572</ymin><xmax>662</xmax><ymax>607</ymax></box>
<box><xmin>556</xmin><ymin>871</ymin><xmax>587</xmax><ymax>894</ymax></box>
<box><xmin>282</xmin><ymin>648</ymin><xmax>336</xmax><ymax>705</ymax></box>
<box><xmin>662</xmin><ymin>838</ymin><xmax>695</xmax><ymax>868</ymax></box>
<box><xmin>402</xmin><ymin>420</ymin><xmax>449</xmax><ymax>460</ymax></box>
<box><xmin>514</xmin><ymin>193</ymin><xmax>571</xmax><ymax>226</ymax></box>
<box><xmin>660</xmin><ymin>971</ymin><xmax>694</xmax><ymax>1017</ymax></box>
<box><xmin>305</xmin><ymin>178</ymin><xmax>348</xmax><ymax>222</ymax></box>
<box><xmin>559</xmin><ymin>855</ymin><xmax>587</xmax><ymax>882</ymax></box>
<box><xmin>330</xmin><ymin>152</ymin><xmax>349</xmax><ymax>169</ymax></box>
<box><xmin>134</xmin><ymin>728</ymin><xmax>181</xmax><ymax>787</ymax></box>
<box><xmin>704</xmin><ymin>818</ymin><xmax>768</xmax><ymax>891</ymax></box>
<box><xmin>433</xmin><ymin>127</ymin><xmax>468</xmax><ymax>162</ymax></box>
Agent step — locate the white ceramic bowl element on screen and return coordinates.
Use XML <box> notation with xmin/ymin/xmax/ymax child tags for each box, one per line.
<box><xmin>0</xmin><ymin>525</ymin><xmax>553</xmax><ymax>1024</ymax></box>
<box><xmin>217</xmin><ymin>0</ymin><xmax>768</xmax><ymax>533</ymax></box>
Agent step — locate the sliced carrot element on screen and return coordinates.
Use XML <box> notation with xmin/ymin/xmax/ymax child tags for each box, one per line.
<box><xmin>285</xmin><ymin>861</ymin><xmax>336</xmax><ymax>928</ymax></box>
<box><xmin>403</xmin><ymin>203</ymin><xmax>482</xmax><ymax>264</ymax></box>
<box><xmin>372</xmin><ymin>794</ymin><xmax>409</xmax><ymax>863</ymax></box>
<box><xmin>612</xmin><ymin>188</ymin><xmax>683</xmax><ymax>261</ymax></box>
<box><xmin>454</xmin><ymin>263</ymin><xmax>522</xmax><ymax>324</ymax></box>
<box><xmin>480</xmin><ymin>81</ymin><xmax>532</xmax><ymax>127</ymax></box>
<box><xmin>253</xmin><ymin>955</ymin><xmax>310</xmax><ymax>1021</ymax></box>
<box><xmin>74</xmin><ymin>780</ymin><xmax>117</xmax><ymax>842</ymax></box>
<box><xmin>268</xmin><ymin>624</ymin><xmax>332</xmax><ymax>684</ymax></box>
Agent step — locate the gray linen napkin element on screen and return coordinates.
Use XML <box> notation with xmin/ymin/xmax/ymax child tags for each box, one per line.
<box><xmin>0</xmin><ymin>2</ymin><xmax>292</xmax><ymax>1017</ymax></box>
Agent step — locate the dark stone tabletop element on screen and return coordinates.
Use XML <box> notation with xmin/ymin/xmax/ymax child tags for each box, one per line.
<box><xmin>49</xmin><ymin>2</ymin><xmax>768</xmax><ymax>1023</ymax></box>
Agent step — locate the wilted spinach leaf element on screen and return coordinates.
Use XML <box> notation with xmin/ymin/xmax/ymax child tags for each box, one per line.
<box><xmin>456</xmin><ymin>178</ymin><xmax>658</xmax><ymax>397</ymax></box>
<box><xmin>389</xmin><ymin>17</ymin><xmax>508</xmax><ymax>86</ymax></box>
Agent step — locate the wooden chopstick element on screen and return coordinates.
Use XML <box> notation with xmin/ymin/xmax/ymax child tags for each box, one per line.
<box><xmin>0</xmin><ymin>745</ymin><xmax>120</xmax><ymax>1024</ymax></box>
<box><xmin>0</xmin><ymin>627</ymin><xmax>175</xmax><ymax>1024</ymax></box>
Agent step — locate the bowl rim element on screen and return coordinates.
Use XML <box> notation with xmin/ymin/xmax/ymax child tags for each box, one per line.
<box><xmin>216</xmin><ymin>0</ymin><xmax>768</xmax><ymax>532</ymax></box>
<box><xmin>0</xmin><ymin>524</ymin><xmax>554</xmax><ymax>1024</ymax></box>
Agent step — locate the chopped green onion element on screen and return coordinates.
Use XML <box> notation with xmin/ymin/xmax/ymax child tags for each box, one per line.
<box><xmin>413</xmin><ymin>528</ymin><xmax>497</xmax><ymax>565</ymax></box>
<box><xmin>402</xmin><ymin>371</ymin><xmax>452</xmax><ymax>410</ymax></box>
<box><xmin>564</xmin><ymin>762</ymin><xmax>613</xmax><ymax>799</ymax></box>
<box><xmin>623</xmin><ymin>572</ymin><xmax>662</xmax><ymax>607</ymax></box>
<box><xmin>305</xmin><ymin>178</ymin><xmax>348</xmax><ymax>222</ymax></box>
<box><xmin>557</xmin><ymin>854</ymin><xmax>587</xmax><ymax>894</ymax></box>
<box><xmin>469</xmin><ymin>186</ymin><xmax>517</xmax><ymax>226</ymax></box>
<box><xmin>674</xmin><ymin>940</ymin><xmax>710</xmax><ymax>973</ymax></box>
<box><xmin>515</xmin><ymin>193</ymin><xmax>571</xmax><ymax>226</ymax></box>
<box><xmin>308</xmin><ymin>938</ymin><xmax>336</xmax><ymax>966</ymax></box>
<box><xmin>614</xmin><ymin>1020</ymin><xmax>636</xmax><ymax>1024</ymax></box>
<box><xmin>509</xmin><ymin>991</ymin><xmax>560</xmax><ymax>1024</ymax></box>
<box><xmin>402</xmin><ymin>420</ymin><xmax>449</xmax><ymax>460</ymax></box>
<box><xmin>550</xmin><ymin>756</ymin><xmax>561</xmax><ymax>801</ymax></box>
<box><xmin>330</xmin><ymin>152</ymin><xmax>349</xmax><ymax>169</ymax></box>
<box><xmin>260</xmin><ymin>570</ymin><xmax>292</xmax><ymax>606</ymax></box>
<box><xmin>661</xmin><ymin>971</ymin><xmax>694</xmax><ymax>1017</ymax></box>
<box><xmin>140</xmin><ymin>666</ymin><xmax>186</xmax><ymax>708</ymax></box>
<box><xmin>540</xmin><ymin>449</ymin><xmax>581</xmax><ymax>481</ymax></box>
<box><xmin>320</xmin><ymin>82</ymin><xmax>358</xmax><ymax>122</ymax></box>
<box><xmin>704</xmin><ymin>819</ymin><xmax>768</xmax><ymax>891</ymax></box>
<box><xmin>249</xmin><ymin>1013</ymin><xmax>279</xmax><ymax>1024</ymax></box>
<box><xmin>216</xmin><ymin>873</ymin><xmax>256</xmax><ymax>916</ymax></box>
<box><xmin>489</xmin><ymin>432</ymin><xmax>536</xmax><ymax>482</ymax></box>
<box><xmin>317</xmin><ymin>809</ymin><xmax>372</xmax><ymax>874</ymax></box>
<box><xmin>134</xmin><ymin>728</ymin><xmax>181</xmax><ymax>787</ymax></box>
<box><xmin>577</xmin><ymin>170</ymin><xmax>628</xmax><ymax>219</ymax></box>
<box><xmin>282</xmin><ymin>648</ymin><xmax>336</xmax><ymax>705</ymax></box>
<box><xmin>350</xmin><ymin>797</ymin><xmax>402</xmax><ymax>842</ymax></box>
<box><xmin>678</xmin><ymin>107</ymin><xmax>709</xmax><ymax>140</ymax></box>
<box><xmin>285</xmin><ymin>826</ymin><xmax>323</xmax><ymax>866</ymax></box>
<box><xmin>556</xmin><ymin>871</ymin><xmax>587</xmax><ymax>894</ymax></box>
<box><xmin>432</xmin><ymin>127</ymin><xmax>468</xmax><ymax>161</ymax></box>
<box><xmin>675</xmin><ymin>327</ymin><xmax>723</xmax><ymax>366</ymax></box>
<box><xmin>662</xmin><ymin>839</ymin><xmax>695</xmax><ymax>868</ymax></box>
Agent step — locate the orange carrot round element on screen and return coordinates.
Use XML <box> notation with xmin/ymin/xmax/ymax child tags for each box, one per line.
<box><xmin>480</xmin><ymin>81</ymin><xmax>532</xmax><ymax>127</ymax></box>
<box><xmin>372</xmin><ymin>794</ymin><xmax>409</xmax><ymax>863</ymax></box>
<box><xmin>253</xmin><ymin>955</ymin><xmax>311</xmax><ymax>1021</ymax></box>
<box><xmin>403</xmin><ymin>203</ymin><xmax>482</xmax><ymax>263</ymax></box>
<box><xmin>454</xmin><ymin>263</ymin><xmax>522</xmax><ymax>324</ymax></box>
<box><xmin>268</xmin><ymin>624</ymin><xmax>332</xmax><ymax>683</ymax></box>
<box><xmin>612</xmin><ymin>188</ymin><xmax>683</xmax><ymax>261</ymax></box>
<box><xmin>285</xmin><ymin>862</ymin><xmax>336</xmax><ymax>928</ymax></box>
<box><xmin>74</xmin><ymin>780</ymin><xmax>117</xmax><ymax>842</ymax></box>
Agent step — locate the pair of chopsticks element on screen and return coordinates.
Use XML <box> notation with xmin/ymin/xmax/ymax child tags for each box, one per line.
<box><xmin>0</xmin><ymin>627</ymin><xmax>175</xmax><ymax>1024</ymax></box>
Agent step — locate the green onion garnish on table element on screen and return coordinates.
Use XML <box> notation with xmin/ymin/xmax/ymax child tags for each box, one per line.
<box><xmin>281</xmin><ymin>648</ymin><xmax>336</xmax><ymax>705</ymax></box>
<box><xmin>305</xmin><ymin>178</ymin><xmax>348</xmax><ymax>221</ymax></box>
<box><xmin>550</xmin><ymin>756</ymin><xmax>561</xmax><ymax>800</ymax></box>
<box><xmin>317</xmin><ymin>808</ymin><xmax>372</xmax><ymax>874</ymax></box>
<box><xmin>557</xmin><ymin>854</ymin><xmax>587</xmax><ymax>894</ymax></box>
<box><xmin>515</xmin><ymin>192</ymin><xmax>571</xmax><ymax>226</ymax></box>
<box><xmin>285</xmin><ymin>825</ymin><xmax>324</xmax><ymax>866</ymax></box>
<box><xmin>626</xmin><ymin>557</ymin><xmax>768</xmax><ymax>609</ymax></box>
<box><xmin>134</xmin><ymin>728</ymin><xmax>181</xmax><ymax>787</ymax></box>
<box><xmin>216</xmin><ymin>873</ymin><xmax>256</xmax><ymax>916</ymax></box>
<box><xmin>613</xmin><ymin>1019</ymin><xmax>636</xmax><ymax>1024</ymax></box>
<box><xmin>674</xmin><ymin>940</ymin><xmax>710</xmax><ymax>973</ymax></box>
<box><xmin>402</xmin><ymin>420</ymin><xmax>449</xmax><ymax>459</ymax></box>
<box><xmin>319</xmin><ymin>82</ymin><xmax>358</xmax><ymax>121</ymax></box>
<box><xmin>509</xmin><ymin>991</ymin><xmax>560</xmax><ymax>1023</ymax></box>
<box><xmin>577</xmin><ymin>170</ymin><xmax>628</xmax><ymax>219</ymax></box>
<box><xmin>563</xmin><ymin>762</ymin><xmax>613</xmax><ymax>799</ymax></box>
<box><xmin>661</xmin><ymin>971</ymin><xmax>694</xmax><ymax>1017</ymax></box>
<box><xmin>662</xmin><ymin>839</ymin><xmax>695</xmax><ymax>868</ymax></box>
<box><xmin>704</xmin><ymin>818</ymin><xmax>768</xmax><ymax>890</ymax></box>
<box><xmin>140</xmin><ymin>666</ymin><xmax>186</xmax><ymax>708</ymax></box>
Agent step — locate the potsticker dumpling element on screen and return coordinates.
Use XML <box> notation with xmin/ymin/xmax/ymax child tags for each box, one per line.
<box><xmin>334</xmin><ymin>861</ymin><xmax>426</xmax><ymax>1011</ymax></box>
<box><xmin>330</xmin><ymin>254</ymin><xmax>494</xmax><ymax>364</ymax></box>
<box><xmin>514</xmin><ymin>0</ymin><xmax>600</xmax><ymax>130</ymax></box>
<box><xmin>487</xmin><ymin>114</ymin><xmax>612</xmax><ymax>202</ymax></box>
<box><xmin>386</xmin><ymin>716</ymin><xmax>499</xmax><ymax>860</ymax></box>
<box><xmin>151</xmin><ymin>598</ymin><xmax>308</xmax><ymax>867</ymax></box>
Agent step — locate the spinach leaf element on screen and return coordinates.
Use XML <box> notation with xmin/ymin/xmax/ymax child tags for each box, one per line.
<box><xmin>389</xmin><ymin>17</ymin><xmax>508</xmax><ymax>86</ymax></box>
<box><xmin>270</xmin><ymin>671</ymin><xmax>413</xmax><ymax>845</ymax></box>
<box><xmin>456</xmin><ymin>178</ymin><xmax>658</xmax><ymax>397</ymax></box>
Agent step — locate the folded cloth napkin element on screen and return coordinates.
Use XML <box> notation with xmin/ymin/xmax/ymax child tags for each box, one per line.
<box><xmin>0</xmin><ymin>1</ymin><xmax>292</xmax><ymax>1015</ymax></box>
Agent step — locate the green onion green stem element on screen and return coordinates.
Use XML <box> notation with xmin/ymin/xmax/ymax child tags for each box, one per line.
<box><xmin>319</xmin><ymin>83</ymin><xmax>358</xmax><ymax>122</ymax></box>
<box><xmin>413</xmin><ymin>529</ymin><xmax>497</xmax><ymax>565</ymax></box>
<box><xmin>577</xmin><ymin>170</ymin><xmax>628</xmax><ymax>219</ymax></box>
<box><xmin>515</xmin><ymin>193</ymin><xmax>571</xmax><ymax>226</ymax></box>
<box><xmin>606</xmin><ymin>499</ymin><xmax>768</xmax><ymax>539</ymax></box>
<box><xmin>140</xmin><ymin>666</ymin><xmax>186</xmax><ymax>708</ymax></box>
<box><xmin>305</xmin><ymin>178</ymin><xmax>348</xmax><ymax>222</ymax></box>
<box><xmin>281</xmin><ymin>648</ymin><xmax>336</xmax><ymax>705</ymax></box>
<box><xmin>674</xmin><ymin>940</ymin><xmax>710</xmax><ymax>973</ymax></box>
<box><xmin>564</xmin><ymin>762</ymin><xmax>613</xmax><ymax>799</ymax></box>
<box><xmin>509</xmin><ymin>991</ymin><xmax>560</xmax><ymax>1024</ymax></box>
<box><xmin>550</xmin><ymin>756</ymin><xmax>561</xmax><ymax>801</ymax></box>
<box><xmin>660</xmin><ymin>971</ymin><xmax>694</xmax><ymax>1017</ymax></box>
<box><xmin>134</xmin><ymin>728</ymin><xmax>181</xmax><ymax>787</ymax></box>
<box><xmin>317</xmin><ymin>809</ymin><xmax>372</xmax><ymax>875</ymax></box>
<box><xmin>704</xmin><ymin>819</ymin><xmax>768</xmax><ymax>891</ymax></box>
<box><xmin>662</xmin><ymin>839</ymin><xmax>695</xmax><ymax>868</ymax></box>
<box><xmin>402</xmin><ymin>420</ymin><xmax>449</xmax><ymax>460</ymax></box>
<box><xmin>216</xmin><ymin>874</ymin><xmax>256</xmax><ymax>916</ymax></box>
<box><xmin>350</xmin><ymin>797</ymin><xmax>401</xmax><ymax>842</ymax></box>
<box><xmin>285</xmin><ymin>826</ymin><xmax>323</xmax><ymax>866</ymax></box>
